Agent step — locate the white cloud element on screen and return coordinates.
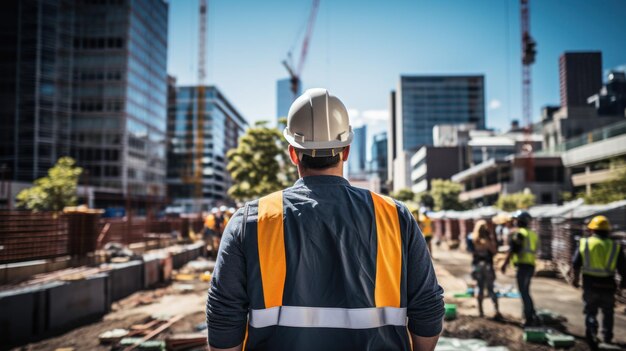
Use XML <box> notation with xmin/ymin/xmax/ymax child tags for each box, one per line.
<box><xmin>488</xmin><ymin>99</ymin><xmax>502</xmax><ymax>110</ymax></box>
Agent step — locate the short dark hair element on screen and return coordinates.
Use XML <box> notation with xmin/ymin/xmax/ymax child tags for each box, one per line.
<box><xmin>299</xmin><ymin>154</ymin><xmax>341</xmax><ymax>169</ymax></box>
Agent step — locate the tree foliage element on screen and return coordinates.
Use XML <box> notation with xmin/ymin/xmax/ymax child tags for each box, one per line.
<box><xmin>430</xmin><ymin>179</ymin><xmax>466</xmax><ymax>211</ymax></box>
<box><xmin>495</xmin><ymin>190</ymin><xmax>536</xmax><ymax>212</ymax></box>
<box><xmin>390</xmin><ymin>188</ymin><xmax>415</xmax><ymax>202</ymax></box>
<box><xmin>16</xmin><ymin>157</ymin><xmax>83</xmax><ymax>212</ymax></box>
<box><xmin>583</xmin><ymin>167</ymin><xmax>626</xmax><ymax>204</ymax></box>
<box><xmin>416</xmin><ymin>191</ymin><xmax>435</xmax><ymax>209</ymax></box>
<box><xmin>226</xmin><ymin>121</ymin><xmax>297</xmax><ymax>202</ymax></box>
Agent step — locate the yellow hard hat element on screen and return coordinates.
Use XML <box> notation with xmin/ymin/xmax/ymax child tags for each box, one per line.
<box><xmin>587</xmin><ymin>215</ymin><xmax>611</xmax><ymax>231</ymax></box>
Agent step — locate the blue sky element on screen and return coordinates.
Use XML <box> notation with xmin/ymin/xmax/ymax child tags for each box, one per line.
<box><xmin>168</xmin><ymin>0</ymin><xmax>626</xmax><ymax>140</ymax></box>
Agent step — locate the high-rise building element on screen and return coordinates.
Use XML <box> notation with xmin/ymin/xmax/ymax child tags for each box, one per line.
<box><xmin>559</xmin><ymin>52</ymin><xmax>602</xmax><ymax>108</ymax></box>
<box><xmin>387</xmin><ymin>91</ymin><xmax>397</xmax><ymax>188</ymax></box>
<box><xmin>167</xmin><ymin>86</ymin><xmax>247</xmax><ymax>213</ymax></box>
<box><xmin>276</xmin><ymin>78</ymin><xmax>301</xmax><ymax>124</ymax></box>
<box><xmin>1</xmin><ymin>0</ymin><xmax>170</xmax><ymax>211</ymax></box>
<box><xmin>70</xmin><ymin>0</ymin><xmax>169</xmax><ymax>210</ymax></box>
<box><xmin>543</xmin><ymin>54</ymin><xmax>624</xmax><ymax>152</ymax></box>
<box><xmin>370</xmin><ymin>132</ymin><xmax>388</xmax><ymax>193</ymax></box>
<box><xmin>348</xmin><ymin>125</ymin><xmax>367</xmax><ymax>180</ymax></box>
<box><xmin>390</xmin><ymin>75</ymin><xmax>485</xmax><ymax>191</ymax></box>
<box><xmin>396</xmin><ymin>75</ymin><xmax>485</xmax><ymax>151</ymax></box>
<box><xmin>0</xmin><ymin>0</ymin><xmax>74</xmax><ymax>182</ymax></box>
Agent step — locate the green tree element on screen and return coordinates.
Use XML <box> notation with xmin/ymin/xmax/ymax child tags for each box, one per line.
<box><xmin>227</xmin><ymin>121</ymin><xmax>297</xmax><ymax>202</ymax></box>
<box><xmin>430</xmin><ymin>179</ymin><xmax>465</xmax><ymax>211</ymax></box>
<box><xmin>583</xmin><ymin>167</ymin><xmax>626</xmax><ymax>204</ymax></box>
<box><xmin>495</xmin><ymin>190</ymin><xmax>536</xmax><ymax>211</ymax></box>
<box><xmin>16</xmin><ymin>157</ymin><xmax>83</xmax><ymax>212</ymax></box>
<box><xmin>390</xmin><ymin>188</ymin><xmax>415</xmax><ymax>202</ymax></box>
<box><xmin>416</xmin><ymin>191</ymin><xmax>435</xmax><ymax>209</ymax></box>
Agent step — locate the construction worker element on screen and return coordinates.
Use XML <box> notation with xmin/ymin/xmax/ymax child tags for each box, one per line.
<box><xmin>207</xmin><ymin>89</ymin><xmax>444</xmax><ymax>351</ymax></box>
<box><xmin>500</xmin><ymin>210</ymin><xmax>538</xmax><ymax>326</ymax></box>
<box><xmin>205</xmin><ymin>208</ymin><xmax>220</xmax><ymax>258</ymax></box>
<box><xmin>419</xmin><ymin>209</ymin><xmax>433</xmax><ymax>255</ymax></box>
<box><xmin>571</xmin><ymin>216</ymin><xmax>626</xmax><ymax>348</ymax></box>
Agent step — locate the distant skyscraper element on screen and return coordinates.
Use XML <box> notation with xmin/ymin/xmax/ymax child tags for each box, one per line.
<box><xmin>167</xmin><ymin>86</ymin><xmax>247</xmax><ymax>212</ymax></box>
<box><xmin>370</xmin><ymin>132</ymin><xmax>388</xmax><ymax>192</ymax></box>
<box><xmin>559</xmin><ymin>52</ymin><xmax>602</xmax><ymax>108</ymax></box>
<box><xmin>0</xmin><ymin>0</ymin><xmax>170</xmax><ymax>210</ymax></box>
<box><xmin>1</xmin><ymin>0</ymin><xmax>74</xmax><ymax>181</ymax></box>
<box><xmin>276</xmin><ymin>78</ymin><xmax>301</xmax><ymax>124</ymax></box>
<box><xmin>348</xmin><ymin>125</ymin><xmax>367</xmax><ymax>179</ymax></box>
<box><xmin>395</xmin><ymin>75</ymin><xmax>485</xmax><ymax>151</ymax></box>
<box><xmin>390</xmin><ymin>75</ymin><xmax>485</xmax><ymax>191</ymax></box>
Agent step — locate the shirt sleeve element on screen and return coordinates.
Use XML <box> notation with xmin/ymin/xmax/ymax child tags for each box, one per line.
<box><xmin>206</xmin><ymin>208</ymin><xmax>249</xmax><ymax>349</ymax></box>
<box><xmin>572</xmin><ymin>246</ymin><xmax>582</xmax><ymax>274</ymax></box>
<box><xmin>399</xmin><ymin>204</ymin><xmax>445</xmax><ymax>337</ymax></box>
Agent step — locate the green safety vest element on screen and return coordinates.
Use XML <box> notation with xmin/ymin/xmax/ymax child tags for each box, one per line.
<box><xmin>511</xmin><ymin>227</ymin><xmax>538</xmax><ymax>266</ymax></box>
<box><xmin>579</xmin><ymin>236</ymin><xmax>620</xmax><ymax>278</ymax></box>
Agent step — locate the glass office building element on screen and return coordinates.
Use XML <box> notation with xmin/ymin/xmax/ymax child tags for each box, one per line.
<box><xmin>0</xmin><ymin>0</ymin><xmax>74</xmax><ymax>181</ymax></box>
<box><xmin>167</xmin><ymin>86</ymin><xmax>247</xmax><ymax>212</ymax></box>
<box><xmin>1</xmin><ymin>0</ymin><xmax>169</xmax><ymax>211</ymax></box>
<box><xmin>71</xmin><ymin>0</ymin><xmax>168</xmax><ymax>208</ymax></box>
<box><xmin>397</xmin><ymin>75</ymin><xmax>485</xmax><ymax>150</ymax></box>
<box><xmin>348</xmin><ymin>125</ymin><xmax>367</xmax><ymax>180</ymax></box>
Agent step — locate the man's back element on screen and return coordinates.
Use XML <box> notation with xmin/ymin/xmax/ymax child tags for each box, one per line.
<box><xmin>207</xmin><ymin>176</ymin><xmax>444</xmax><ymax>351</ymax></box>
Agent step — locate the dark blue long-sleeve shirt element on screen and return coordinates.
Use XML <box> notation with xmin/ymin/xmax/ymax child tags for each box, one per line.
<box><xmin>207</xmin><ymin>175</ymin><xmax>444</xmax><ymax>350</ymax></box>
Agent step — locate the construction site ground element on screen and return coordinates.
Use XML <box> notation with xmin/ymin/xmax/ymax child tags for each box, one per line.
<box><xmin>434</xmin><ymin>245</ymin><xmax>626</xmax><ymax>350</ymax></box>
<box><xmin>13</xmin><ymin>246</ymin><xmax>626</xmax><ymax>350</ymax></box>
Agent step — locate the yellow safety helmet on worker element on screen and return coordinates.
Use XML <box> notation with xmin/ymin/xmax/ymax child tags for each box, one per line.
<box><xmin>587</xmin><ymin>215</ymin><xmax>611</xmax><ymax>232</ymax></box>
<box><xmin>580</xmin><ymin>215</ymin><xmax>619</xmax><ymax>278</ymax></box>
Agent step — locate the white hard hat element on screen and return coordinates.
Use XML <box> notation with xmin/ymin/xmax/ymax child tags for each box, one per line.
<box><xmin>211</xmin><ymin>208</ymin><xmax>218</xmax><ymax>214</ymax></box>
<box><xmin>228</xmin><ymin>207</ymin><xmax>236</xmax><ymax>213</ymax></box>
<box><xmin>283</xmin><ymin>88</ymin><xmax>353</xmax><ymax>157</ymax></box>
<box><xmin>219</xmin><ymin>205</ymin><xmax>227</xmax><ymax>212</ymax></box>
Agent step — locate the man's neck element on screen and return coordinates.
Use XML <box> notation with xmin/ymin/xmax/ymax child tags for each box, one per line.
<box><xmin>298</xmin><ymin>167</ymin><xmax>344</xmax><ymax>178</ymax></box>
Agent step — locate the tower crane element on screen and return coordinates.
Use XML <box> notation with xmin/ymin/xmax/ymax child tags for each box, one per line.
<box><xmin>283</xmin><ymin>0</ymin><xmax>321</xmax><ymax>95</ymax></box>
<box><xmin>520</xmin><ymin>0</ymin><xmax>537</xmax><ymax>182</ymax></box>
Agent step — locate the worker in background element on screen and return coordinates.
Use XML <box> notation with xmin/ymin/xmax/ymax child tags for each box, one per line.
<box><xmin>205</xmin><ymin>208</ymin><xmax>220</xmax><ymax>258</ymax></box>
<box><xmin>571</xmin><ymin>216</ymin><xmax>626</xmax><ymax>348</ymax></box>
<box><xmin>207</xmin><ymin>89</ymin><xmax>444</xmax><ymax>351</ymax></box>
<box><xmin>500</xmin><ymin>210</ymin><xmax>539</xmax><ymax>326</ymax></box>
<box><xmin>471</xmin><ymin>220</ymin><xmax>501</xmax><ymax>319</ymax></box>
<box><xmin>419</xmin><ymin>208</ymin><xmax>433</xmax><ymax>256</ymax></box>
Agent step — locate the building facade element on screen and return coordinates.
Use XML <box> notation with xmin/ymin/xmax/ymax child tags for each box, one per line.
<box><xmin>167</xmin><ymin>86</ymin><xmax>247</xmax><ymax>213</ymax></box>
<box><xmin>370</xmin><ymin>132</ymin><xmax>388</xmax><ymax>193</ymax></box>
<box><xmin>561</xmin><ymin>120</ymin><xmax>626</xmax><ymax>195</ymax></box>
<box><xmin>1</xmin><ymin>0</ymin><xmax>74</xmax><ymax>182</ymax></box>
<box><xmin>390</xmin><ymin>75</ymin><xmax>485</xmax><ymax>191</ymax></box>
<box><xmin>559</xmin><ymin>52</ymin><xmax>602</xmax><ymax>108</ymax></box>
<box><xmin>452</xmin><ymin>155</ymin><xmax>568</xmax><ymax>206</ymax></box>
<box><xmin>410</xmin><ymin>146</ymin><xmax>467</xmax><ymax>194</ymax></box>
<box><xmin>544</xmin><ymin>57</ymin><xmax>625</xmax><ymax>152</ymax></box>
<box><xmin>347</xmin><ymin>125</ymin><xmax>367</xmax><ymax>180</ymax></box>
<box><xmin>0</xmin><ymin>0</ymin><xmax>170</xmax><ymax>212</ymax></box>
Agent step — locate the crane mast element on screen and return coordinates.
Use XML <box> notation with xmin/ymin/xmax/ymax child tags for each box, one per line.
<box><xmin>520</xmin><ymin>0</ymin><xmax>536</xmax><ymax>182</ymax></box>
<box><xmin>283</xmin><ymin>0</ymin><xmax>321</xmax><ymax>95</ymax></box>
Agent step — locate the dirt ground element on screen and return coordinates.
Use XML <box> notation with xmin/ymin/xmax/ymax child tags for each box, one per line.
<box><xmin>13</xmin><ymin>283</ymin><xmax>209</xmax><ymax>351</ymax></box>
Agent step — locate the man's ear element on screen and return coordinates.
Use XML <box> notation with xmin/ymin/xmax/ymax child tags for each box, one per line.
<box><xmin>341</xmin><ymin>145</ymin><xmax>350</xmax><ymax>162</ymax></box>
<box><xmin>288</xmin><ymin>145</ymin><xmax>300</xmax><ymax>166</ymax></box>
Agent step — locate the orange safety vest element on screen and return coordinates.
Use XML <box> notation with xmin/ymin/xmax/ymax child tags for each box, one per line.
<box><xmin>244</xmin><ymin>190</ymin><xmax>404</xmax><ymax>347</ymax></box>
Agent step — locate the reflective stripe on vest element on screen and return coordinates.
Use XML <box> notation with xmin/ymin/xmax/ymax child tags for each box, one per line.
<box><xmin>580</xmin><ymin>237</ymin><xmax>619</xmax><ymax>277</ymax></box>
<box><xmin>252</xmin><ymin>190</ymin><xmax>405</xmax><ymax>329</ymax></box>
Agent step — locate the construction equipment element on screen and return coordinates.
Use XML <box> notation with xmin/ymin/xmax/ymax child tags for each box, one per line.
<box><xmin>282</xmin><ymin>0</ymin><xmax>321</xmax><ymax>95</ymax></box>
<box><xmin>520</xmin><ymin>0</ymin><xmax>536</xmax><ymax>182</ymax></box>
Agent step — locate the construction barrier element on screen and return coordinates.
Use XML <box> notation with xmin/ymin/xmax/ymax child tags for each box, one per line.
<box><xmin>105</xmin><ymin>260</ymin><xmax>144</xmax><ymax>301</ymax></box>
<box><xmin>0</xmin><ymin>281</ymin><xmax>62</xmax><ymax>347</ymax></box>
<box><xmin>46</xmin><ymin>273</ymin><xmax>109</xmax><ymax>333</ymax></box>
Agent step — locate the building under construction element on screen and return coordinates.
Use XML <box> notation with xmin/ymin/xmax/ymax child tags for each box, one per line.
<box><xmin>166</xmin><ymin>85</ymin><xmax>247</xmax><ymax>213</ymax></box>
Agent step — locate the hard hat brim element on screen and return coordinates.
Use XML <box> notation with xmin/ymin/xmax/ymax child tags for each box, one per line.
<box><xmin>283</xmin><ymin>128</ymin><xmax>353</xmax><ymax>150</ymax></box>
